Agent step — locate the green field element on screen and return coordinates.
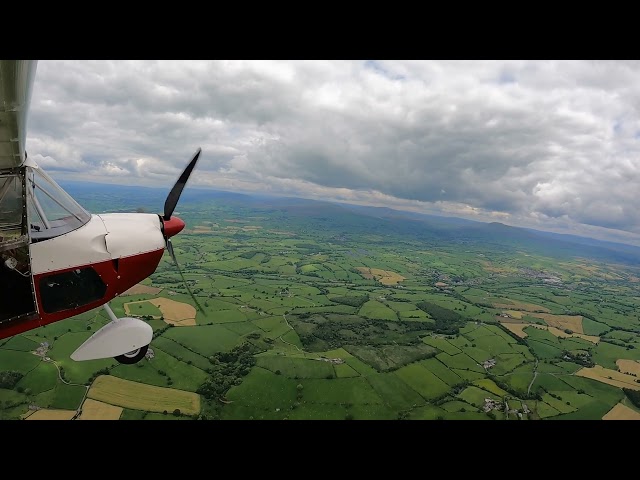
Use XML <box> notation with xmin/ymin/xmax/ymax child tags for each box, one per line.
<box><xmin>49</xmin><ymin>383</ymin><xmax>87</xmax><ymax>410</ymax></box>
<box><xmin>16</xmin><ymin>362</ymin><xmax>58</xmax><ymax>395</ymax></box>
<box><xmin>45</xmin><ymin>331</ymin><xmax>117</xmax><ymax>384</ymax></box>
<box><xmin>2</xmin><ymin>189</ymin><xmax>640</xmax><ymax>420</ymax></box>
<box><xmin>150</xmin><ymin>336</ymin><xmax>212</xmax><ymax>371</ymax></box>
<box><xmin>419</xmin><ymin>357</ymin><xmax>463</xmax><ymax>386</ymax></box>
<box><xmin>457</xmin><ymin>386</ymin><xmax>501</xmax><ymax>408</ymax></box>
<box><xmin>423</xmin><ymin>336</ymin><xmax>462</xmax><ymax>355</ymax></box>
<box><xmin>395</xmin><ymin>363</ymin><xmax>450</xmax><ymax>400</ymax></box>
<box><xmin>110</xmin><ymin>348</ymin><xmax>208</xmax><ymax>392</ymax></box>
<box><xmin>359</xmin><ymin>300</ymin><xmax>398</xmax><ymax>321</ymax></box>
<box><xmin>365</xmin><ymin>372</ymin><xmax>426</xmax><ymax>409</ymax></box>
<box><xmin>1</xmin><ymin>335</ymin><xmax>39</xmax><ymax>352</ymax></box>
<box><xmin>163</xmin><ymin>325</ymin><xmax>241</xmax><ymax>356</ymax></box>
<box><xmin>301</xmin><ymin>377</ymin><xmax>384</xmax><ymax>405</ymax></box>
<box><xmin>436</xmin><ymin>352</ymin><xmax>485</xmax><ymax>373</ymax></box>
<box><xmin>256</xmin><ymin>355</ymin><xmax>336</xmax><ymax>378</ymax></box>
<box><xmin>126</xmin><ymin>301</ymin><xmax>163</xmax><ymax>317</ymax></box>
<box><xmin>0</xmin><ymin>349</ymin><xmax>41</xmax><ymax>373</ymax></box>
<box><xmin>222</xmin><ymin>367</ymin><xmax>302</xmax><ymax>419</ymax></box>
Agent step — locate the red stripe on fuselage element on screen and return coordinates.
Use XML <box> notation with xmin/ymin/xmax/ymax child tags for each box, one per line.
<box><xmin>0</xmin><ymin>248</ymin><xmax>164</xmax><ymax>340</ymax></box>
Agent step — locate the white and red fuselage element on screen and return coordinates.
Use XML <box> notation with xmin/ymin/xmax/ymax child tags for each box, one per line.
<box><xmin>0</xmin><ymin>60</ymin><xmax>194</xmax><ymax>362</ymax></box>
<box><xmin>0</xmin><ymin>195</ymin><xmax>185</xmax><ymax>340</ymax></box>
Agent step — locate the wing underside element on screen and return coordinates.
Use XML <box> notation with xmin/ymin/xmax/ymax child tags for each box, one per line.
<box><xmin>0</xmin><ymin>60</ymin><xmax>37</xmax><ymax>169</ymax></box>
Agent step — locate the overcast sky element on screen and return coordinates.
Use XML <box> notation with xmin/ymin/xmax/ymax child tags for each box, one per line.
<box><xmin>25</xmin><ymin>60</ymin><xmax>640</xmax><ymax>246</ymax></box>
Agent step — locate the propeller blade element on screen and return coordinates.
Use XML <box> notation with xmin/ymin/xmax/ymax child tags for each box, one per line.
<box><xmin>166</xmin><ymin>238</ymin><xmax>205</xmax><ymax>314</ymax></box>
<box><xmin>163</xmin><ymin>147</ymin><xmax>201</xmax><ymax>221</ymax></box>
<box><xmin>166</xmin><ymin>236</ymin><xmax>177</xmax><ymax>262</ymax></box>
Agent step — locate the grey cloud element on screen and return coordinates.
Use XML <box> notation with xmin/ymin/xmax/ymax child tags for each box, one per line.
<box><xmin>25</xmin><ymin>60</ymin><xmax>640</xmax><ymax>245</ymax></box>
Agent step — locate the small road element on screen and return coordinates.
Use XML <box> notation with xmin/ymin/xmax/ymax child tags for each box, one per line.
<box><xmin>280</xmin><ymin>314</ymin><xmax>302</xmax><ymax>352</ymax></box>
<box><xmin>527</xmin><ymin>359</ymin><xmax>539</xmax><ymax>396</ymax></box>
<box><xmin>40</xmin><ymin>355</ymin><xmax>89</xmax><ymax>419</ymax></box>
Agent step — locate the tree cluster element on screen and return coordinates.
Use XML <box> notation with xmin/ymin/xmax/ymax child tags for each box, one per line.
<box><xmin>416</xmin><ymin>301</ymin><xmax>466</xmax><ymax>334</ymax></box>
<box><xmin>196</xmin><ymin>342</ymin><xmax>257</xmax><ymax>401</ymax></box>
<box><xmin>0</xmin><ymin>371</ymin><xmax>23</xmax><ymax>389</ymax></box>
<box><xmin>560</xmin><ymin>350</ymin><xmax>594</xmax><ymax>367</ymax></box>
<box><xmin>330</xmin><ymin>295</ymin><xmax>369</xmax><ymax>308</ymax></box>
<box><xmin>294</xmin><ymin>315</ymin><xmax>433</xmax><ymax>351</ymax></box>
<box><xmin>623</xmin><ymin>388</ymin><xmax>640</xmax><ymax>409</ymax></box>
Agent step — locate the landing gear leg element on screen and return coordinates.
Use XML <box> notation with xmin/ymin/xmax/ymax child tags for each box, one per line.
<box><xmin>103</xmin><ymin>302</ymin><xmax>119</xmax><ymax>322</ymax></box>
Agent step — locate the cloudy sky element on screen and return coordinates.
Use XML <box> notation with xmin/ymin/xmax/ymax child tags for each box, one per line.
<box><xmin>25</xmin><ymin>60</ymin><xmax>640</xmax><ymax>246</ymax></box>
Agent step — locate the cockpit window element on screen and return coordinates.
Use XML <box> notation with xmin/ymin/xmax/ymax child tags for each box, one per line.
<box><xmin>26</xmin><ymin>166</ymin><xmax>90</xmax><ymax>241</ymax></box>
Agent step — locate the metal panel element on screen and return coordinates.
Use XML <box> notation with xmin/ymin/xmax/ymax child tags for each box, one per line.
<box><xmin>0</xmin><ymin>60</ymin><xmax>38</xmax><ymax>169</ymax></box>
<box><xmin>100</xmin><ymin>213</ymin><xmax>165</xmax><ymax>258</ymax></box>
<box><xmin>30</xmin><ymin>214</ymin><xmax>110</xmax><ymax>274</ymax></box>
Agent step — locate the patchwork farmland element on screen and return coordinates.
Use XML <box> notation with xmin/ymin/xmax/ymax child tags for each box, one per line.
<box><xmin>3</xmin><ymin>191</ymin><xmax>640</xmax><ymax>420</ymax></box>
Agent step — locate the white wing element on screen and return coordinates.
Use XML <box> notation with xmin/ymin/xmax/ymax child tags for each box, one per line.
<box><xmin>0</xmin><ymin>60</ymin><xmax>38</xmax><ymax>169</ymax></box>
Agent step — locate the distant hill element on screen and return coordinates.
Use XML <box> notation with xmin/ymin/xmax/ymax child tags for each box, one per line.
<box><xmin>59</xmin><ymin>180</ymin><xmax>640</xmax><ymax>266</ymax></box>
<box><xmin>338</xmin><ymin>202</ymin><xmax>640</xmax><ymax>265</ymax></box>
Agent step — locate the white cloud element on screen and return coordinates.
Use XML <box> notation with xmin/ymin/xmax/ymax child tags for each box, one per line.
<box><xmin>25</xmin><ymin>60</ymin><xmax>640</xmax><ymax>246</ymax></box>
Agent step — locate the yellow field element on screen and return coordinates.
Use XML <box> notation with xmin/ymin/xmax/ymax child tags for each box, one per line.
<box><xmin>527</xmin><ymin>313</ymin><xmax>584</xmax><ymax>333</ymax></box>
<box><xmin>558</xmin><ymin>262</ymin><xmax>624</xmax><ymax>281</ymax></box>
<box><xmin>499</xmin><ymin>321</ymin><xmax>598</xmax><ymax>343</ymax></box>
<box><xmin>356</xmin><ymin>267</ymin><xmax>405</xmax><ymax>285</ymax></box>
<box><xmin>87</xmin><ymin>375</ymin><xmax>200</xmax><ymax>415</ymax></box>
<box><xmin>150</xmin><ymin>298</ymin><xmax>196</xmax><ymax>326</ymax></box>
<box><xmin>617</xmin><ymin>359</ymin><xmax>640</xmax><ymax>376</ymax></box>
<box><xmin>505</xmin><ymin>310</ymin><xmax>524</xmax><ymax>319</ymax></box>
<box><xmin>576</xmin><ymin>365</ymin><xmax>640</xmax><ymax>391</ymax></box>
<box><xmin>482</xmin><ymin>265</ymin><xmax>512</xmax><ymax>273</ymax></box>
<box><xmin>26</xmin><ymin>409</ymin><xmax>77</xmax><ymax>420</ymax></box>
<box><xmin>125</xmin><ymin>297</ymin><xmax>196</xmax><ymax>326</ymax></box>
<box><xmin>491</xmin><ymin>299</ymin><xmax>550</xmax><ymax>312</ymax></box>
<box><xmin>222</xmin><ymin>225</ymin><xmax>262</xmax><ymax>232</ymax></box>
<box><xmin>480</xmin><ymin>261</ymin><xmax>516</xmax><ymax>274</ymax></box>
<box><xmin>500</xmin><ymin>322</ymin><xmax>537</xmax><ymax>338</ymax></box>
<box><xmin>121</xmin><ymin>283</ymin><xmax>163</xmax><ymax>296</ymax></box>
<box><xmin>575</xmin><ymin>263</ymin><xmax>622</xmax><ymax>280</ymax></box>
<box><xmin>78</xmin><ymin>398</ymin><xmax>123</xmax><ymax>420</ymax></box>
<box><xmin>496</xmin><ymin>314</ymin><xmax>527</xmax><ymax>324</ymax></box>
<box><xmin>603</xmin><ymin>403</ymin><xmax>640</xmax><ymax>420</ymax></box>
<box><xmin>546</xmin><ymin>326</ymin><xmax>599</xmax><ymax>344</ymax></box>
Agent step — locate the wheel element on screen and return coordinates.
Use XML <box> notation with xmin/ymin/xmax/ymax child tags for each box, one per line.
<box><xmin>115</xmin><ymin>344</ymin><xmax>149</xmax><ymax>364</ymax></box>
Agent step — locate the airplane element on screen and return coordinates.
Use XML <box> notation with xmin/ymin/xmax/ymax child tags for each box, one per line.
<box><xmin>0</xmin><ymin>60</ymin><xmax>202</xmax><ymax>365</ymax></box>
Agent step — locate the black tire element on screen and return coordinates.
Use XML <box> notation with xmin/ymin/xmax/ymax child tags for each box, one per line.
<box><xmin>115</xmin><ymin>344</ymin><xmax>149</xmax><ymax>364</ymax></box>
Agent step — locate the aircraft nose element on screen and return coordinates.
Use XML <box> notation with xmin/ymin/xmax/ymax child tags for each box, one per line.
<box><xmin>162</xmin><ymin>216</ymin><xmax>185</xmax><ymax>238</ymax></box>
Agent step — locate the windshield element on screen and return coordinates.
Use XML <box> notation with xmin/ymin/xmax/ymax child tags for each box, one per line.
<box><xmin>26</xmin><ymin>166</ymin><xmax>90</xmax><ymax>241</ymax></box>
